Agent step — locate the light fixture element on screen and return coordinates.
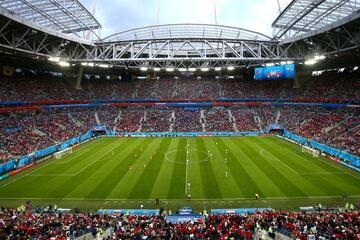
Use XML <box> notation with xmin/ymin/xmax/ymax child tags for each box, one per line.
<box><xmin>166</xmin><ymin>67</ymin><xmax>174</xmax><ymax>72</ymax></box>
<box><xmin>81</xmin><ymin>62</ymin><xmax>88</xmax><ymax>66</ymax></box>
<box><xmin>140</xmin><ymin>67</ymin><xmax>148</xmax><ymax>71</ymax></box>
<box><xmin>59</xmin><ymin>61</ymin><xmax>70</xmax><ymax>67</ymax></box>
<box><xmin>305</xmin><ymin>59</ymin><xmax>317</xmax><ymax>65</ymax></box>
<box><xmin>265</xmin><ymin>63</ymin><xmax>275</xmax><ymax>67</ymax></box>
<box><xmin>286</xmin><ymin>61</ymin><xmax>294</xmax><ymax>64</ymax></box>
<box><xmin>154</xmin><ymin>67</ymin><xmax>161</xmax><ymax>72</ymax></box>
<box><xmin>99</xmin><ymin>64</ymin><xmax>110</xmax><ymax>68</ymax></box>
<box><xmin>201</xmin><ymin>67</ymin><xmax>209</xmax><ymax>72</ymax></box>
<box><xmin>280</xmin><ymin>61</ymin><xmax>287</xmax><ymax>65</ymax></box>
<box><xmin>178</xmin><ymin>68</ymin><xmax>187</xmax><ymax>72</ymax></box>
<box><xmin>314</xmin><ymin>55</ymin><xmax>326</xmax><ymax>60</ymax></box>
<box><xmin>48</xmin><ymin>57</ymin><xmax>60</xmax><ymax>62</ymax></box>
<box><xmin>188</xmin><ymin>68</ymin><xmax>197</xmax><ymax>72</ymax></box>
<box><xmin>227</xmin><ymin>66</ymin><xmax>235</xmax><ymax>71</ymax></box>
<box><xmin>214</xmin><ymin>67</ymin><xmax>222</xmax><ymax>71</ymax></box>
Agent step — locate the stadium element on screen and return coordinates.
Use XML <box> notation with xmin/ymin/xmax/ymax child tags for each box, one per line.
<box><xmin>0</xmin><ymin>0</ymin><xmax>360</xmax><ymax>239</ymax></box>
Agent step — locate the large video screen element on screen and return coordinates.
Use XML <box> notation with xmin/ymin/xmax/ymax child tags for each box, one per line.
<box><xmin>254</xmin><ymin>64</ymin><xmax>295</xmax><ymax>80</ymax></box>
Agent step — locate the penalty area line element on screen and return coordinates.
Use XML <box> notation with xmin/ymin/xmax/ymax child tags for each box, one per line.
<box><xmin>255</xmin><ymin>143</ymin><xmax>298</xmax><ymax>174</ymax></box>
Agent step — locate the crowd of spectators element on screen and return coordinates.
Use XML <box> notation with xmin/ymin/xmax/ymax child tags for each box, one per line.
<box><xmin>141</xmin><ymin>110</ymin><xmax>172</xmax><ymax>132</ymax></box>
<box><xmin>115</xmin><ymin>110</ymin><xmax>143</xmax><ymax>132</ymax></box>
<box><xmin>1</xmin><ymin>70</ymin><xmax>360</xmax><ymax>162</ymax></box>
<box><xmin>1</xmin><ymin>70</ymin><xmax>359</xmax><ymax>101</ymax></box>
<box><xmin>231</xmin><ymin>108</ymin><xmax>259</xmax><ymax>132</ymax></box>
<box><xmin>1</xmin><ymin>106</ymin><xmax>359</xmax><ymax>162</ymax></box>
<box><xmin>323</xmin><ymin>114</ymin><xmax>360</xmax><ymax>156</ymax></box>
<box><xmin>278</xmin><ymin>107</ymin><xmax>360</xmax><ymax>156</ymax></box>
<box><xmin>0</xmin><ymin>109</ymin><xmax>95</xmax><ymax>162</ymax></box>
<box><xmin>173</xmin><ymin>110</ymin><xmax>202</xmax><ymax>132</ymax></box>
<box><xmin>205</xmin><ymin>109</ymin><xmax>234</xmax><ymax>132</ymax></box>
<box><xmin>0</xmin><ymin>206</ymin><xmax>359</xmax><ymax>239</ymax></box>
<box><xmin>97</xmin><ymin>109</ymin><xmax>120</xmax><ymax>131</ymax></box>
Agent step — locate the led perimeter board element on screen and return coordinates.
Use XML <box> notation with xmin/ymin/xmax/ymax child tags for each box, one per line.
<box><xmin>254</xmin><ymin>64</ymin><xmax>295</xmax><ymax>80</ymax></box>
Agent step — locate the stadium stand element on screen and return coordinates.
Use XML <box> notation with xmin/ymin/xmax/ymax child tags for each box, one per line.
<box><xmin>1</xmin><ymin>70</ymin><xmax>359</xmax><ymax>100</ymax></box>
<box><xmin>1</xmin><ymin>0</ymin><xmax>360</xmax><ymax>239</ymax></box>
<box><xmin>1</xmin><ymin>105</ymin><xmax>359</xmax><ymax>162</ymax></box>
<box><xmin>0</xmin><ymin>207</ymin><xmax>359</xmax><ymax>239</ymax></box>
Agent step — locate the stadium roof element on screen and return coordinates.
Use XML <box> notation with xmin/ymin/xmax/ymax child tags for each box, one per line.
<box><xmin>0</xmin><ymin>0</ymin><xmax>101</xmax><ymax>34</ymax></box>
<box><xmin>272</xmin><ymin>0</ymin><xmax>360</xmax><ymax>39</ymax></box>
<box><xmin>102</xmin><ymin>24</ymin><xmax>273</xmax><ymax>42</ymax></box>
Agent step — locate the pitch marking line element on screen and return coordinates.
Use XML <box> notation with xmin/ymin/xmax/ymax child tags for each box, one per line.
<box><xmin>1</xmin><ymin>195</ymin><xmax>360</xmax><ymax>201</ymax></box>
<box><xmin>60</xmin><ymin>144</ymin><xmax>119</xmax><ymax>176</ymax></box>
<box><xmin>29</xmin><ymin>150</ymin><xmax>116</xmax><ymax>177</ymax></box>
<box><xmin>3</xmin><ymin>142</ymin><xmax>122</xmax><ymax>182</ymax></box>
<box><xmin>255</xmin><ymin>143</ymin><xmax>298</xmax><ymax>174</ymax></box>
<box><xmin>185</xmin><ymin>138</ymin><xmax>189</xmax><ymax>196</ymax></box>
<box><xmin>297</xmin><ymin>172</ymin><xmax>344</xmax><ymax>175</ymax></box>
<box><xmin>164</xmin><ymin>149</ymin><xmax>209</xmax><ymax>164</ymax></box>
<box><xmin>0</xmin><ymin>159</ymin><xmax>55</xmax><ymax>189</ymax></box>
<box><xmin>53</xmin><ymin>148</ymin><xmax>91</xmax><ymax>164</ymax></box>
<box><xmin>277</xmin><ymin>136</ymin><xmax>360</xmax><ymax>181</ymax></box>
<box><xmin>29</xmin><ymin>174</ymin><xmax>76</xmax><ymax>177</ymax></box>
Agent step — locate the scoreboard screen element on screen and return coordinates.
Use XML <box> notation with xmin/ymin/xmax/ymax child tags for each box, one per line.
<box><xmin>254</xmin><ymin>64</ymin><xmax>295</xmax><ymax>80</ymax></box>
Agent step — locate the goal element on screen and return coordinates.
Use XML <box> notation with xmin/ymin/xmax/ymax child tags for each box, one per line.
<box><xmin>54</xmin><ymin>148</ymin><xmax>73</xmax><ymax>159</ymax></box>
<box><xmin>302</xmin><ymin>145</ymin><xmax>319</xmax><ymax>157</ymax></box>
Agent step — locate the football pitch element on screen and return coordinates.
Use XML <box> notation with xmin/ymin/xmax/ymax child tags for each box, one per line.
<box><xmin>0</xmin><ymin>136</ymin><xmax>359</xmax><ymax>211</ymax></box>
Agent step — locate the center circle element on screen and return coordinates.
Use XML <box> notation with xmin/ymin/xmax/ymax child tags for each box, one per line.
<box><xmin>164</xmin><ymin>149</ymin><xmax>210</xmax><ymax>164</ymax></box>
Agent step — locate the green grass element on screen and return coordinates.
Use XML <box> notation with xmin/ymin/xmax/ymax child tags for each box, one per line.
<box><xmin>0</xmin><ymin>136</ymin><xmax>359</xmax><ymax>212</ymax></box>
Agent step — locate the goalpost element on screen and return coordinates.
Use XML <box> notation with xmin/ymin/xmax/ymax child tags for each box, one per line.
<box><xmin>302</xmin><ymin>145</ymin><xmax>319</xmax><ymax>158</ymax></box>
<box><xmin>54</xmin><ymin>148</ymin><xmax>73</xmax><ymax>159</ymax></box>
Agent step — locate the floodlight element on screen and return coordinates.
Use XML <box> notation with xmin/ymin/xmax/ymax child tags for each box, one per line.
<box><xmin>305</xmin><ymin>59</ymin><xmax>317</xmax><ymax>65</ymax></box>
<box><xmin>48</xmin><ymin>57</ymin><xmax>60</xmax><ymax>62</ymax></box>
<box><xmin>227</xmin><ymin>66</ymin><xmax>235</xmax><ymax>71</ymax></box>
<box><xmin>59</xmin><ymin>61</ymin><xmax>70</xmax><ymax>67</ymax></box>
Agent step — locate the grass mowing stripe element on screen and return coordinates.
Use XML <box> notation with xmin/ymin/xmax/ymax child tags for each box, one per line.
<box><xmin>256</xmin><ymin>138</ymin><xmax>348</xmax><ymax>196</ymax></box>
<box><xmin>85</xmin><ymin>139</ymin><xmax>151</xmax><ymax>199</ymax></box>
<box><xmin>229</xmin><ymin>138</ymin><xmax>276</xmax><ymax>197</ymax></box>
<box><xmin>128</xmin><ymin>138</ymin><xmax>172</xmax><ymax>199</ymax></box>
<box><xmin>240</xmin><ymin>138</ymin><xmax>307</xmax><ymax>197</ymax></box>
<box><xmin>269</xmin><ymin>137</ymin><xmax>360</xmax><ymax>196</ymax></box>
<box><xmin>46</xmin><ymin>139</ymin><xmax>129</xmax><ymax>198</ymax></box>
<box><xmin>274</xmin><ymin>137</ymin><xmax>360</xmax><ymax>181</ymax></box>
<box><xmin>206</xmin><ymin>138</ymin><xmax>243</xmax><ymax>198</ymax></box>
<box><xmin>0</xmin><ymin>139</ymin><xmax>125</xmax><ymax>198</ymax></box>
<box><xmin>258</xmin><ymin>138</ymin><xmax>326</xmax><ymax>173</ymax></box>
<box><xmin>196</xmin><ymin>138</ymin><xmax>222</xmax><ymax>199</ymax></box>
<box><xmin>218</xmin><ymin>138</ymin><xmax>263</xmax><ymax>198</ymax></box>
<box><xmin>167</xmin><ymin>138</ymin><xmax>186</xmax><ymax>199</ymax></box>
<box><xmin>38</xmin><ymin>139</ymin><xmax>111</xmax><ymax>174</ymax></box>
<box><xmin>1</xmin><ymin>136</ymin><xmax>359</xmax><ymax>210</ymax></box>
<box><xmin>260</xmin><ymin>139</ymin><xmax>333</xmax><ymax>196</ymax></box>
<box><xmin>186</xmin><ymin>138</ymin><xmax>205</xmax><ymax>199</ymax></box>
<box><xmin>149</xmin><ymin>138</ymin><xmax>179</xmax><ymax>199</ymax></box>
<box><xmin>36</xmin><ymin>146</ymin><xmax>109</xmax><ymax>175</ymax></box>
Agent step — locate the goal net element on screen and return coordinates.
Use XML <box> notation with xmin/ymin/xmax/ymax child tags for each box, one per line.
<box><xmin>302</xmin><ymin>146</ymin><xmax>319</xmax><ymax>158</ymax></box>
<box><xmin>54</xmin><ymin>148</ymin><xmax>73</xmax><ymax>159</ymax></box>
